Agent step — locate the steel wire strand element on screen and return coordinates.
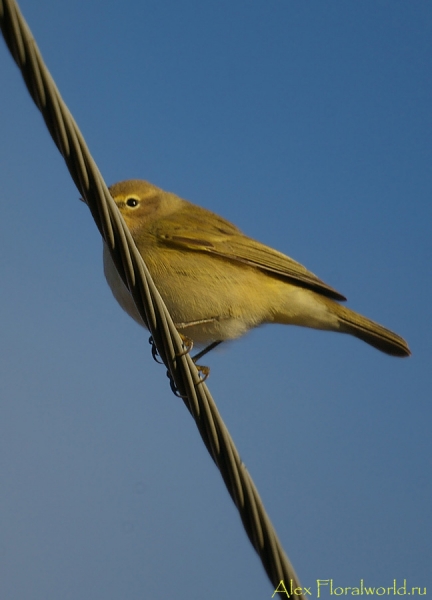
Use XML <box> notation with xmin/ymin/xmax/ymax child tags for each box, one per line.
<box><xmin>0</xmin><ymin>0</ymin><xmax>306</xmax><ymax>593</ymax></box>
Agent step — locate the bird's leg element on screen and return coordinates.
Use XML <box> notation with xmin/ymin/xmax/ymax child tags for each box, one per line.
<box><xmin>166</xmin><ymin>339</ymin><xmax>219</xmax><ymax>395</ymax></box>
<box><xmin>190</xmin><ymin>341</ymin><xmax>222</xmax><ymax>383</ymax></box>
<box><xmin>148</xmin><ymin>335</ymin><xmax>200</xmax><ymax>397</ymax></box>
<box><xmin>153</xmin><ymin>317</ymin><xmax>223</xmax><ymax>385</ymax></box>
<box><xmin>172</xmin><ymin>317</ymin><xmax>223</xmax><ymax>381</ymax></box>
<box><xmin>148</xmin><ymin>333</ymin><xmax>193</xmax><ymax>363</ymax></box>
<box><xmin>192</xmin><ymin>340</ymin><xmax>222</xmax><ymax>363</ymax></box>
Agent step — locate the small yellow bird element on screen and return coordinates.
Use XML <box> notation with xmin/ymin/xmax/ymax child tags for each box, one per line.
<box><xmin>102</xmin><ymin>179</ymin><xmax>410</xmax><ymax>358</ymax></box>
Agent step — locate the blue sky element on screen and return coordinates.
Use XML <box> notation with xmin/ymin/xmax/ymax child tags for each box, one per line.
<box><xmin>0</xmin><ymin>1</ymin><xmax>431</xmax><ymax>598</ymax></box>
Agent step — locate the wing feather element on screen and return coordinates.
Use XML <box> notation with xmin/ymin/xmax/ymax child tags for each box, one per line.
<box><xmin>154</xmin><ymin>206</ymin><xmax>346</xmax><ymax>301</ymax></box>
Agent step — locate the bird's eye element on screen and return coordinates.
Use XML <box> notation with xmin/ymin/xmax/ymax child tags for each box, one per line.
<box><xmin>126</xmin><ymin>197</ymin><xmax>139</xmax><ymax>208</ymax></box>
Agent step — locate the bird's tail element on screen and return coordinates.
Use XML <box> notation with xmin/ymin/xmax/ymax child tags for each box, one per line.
<box><xmin>324</xmin><ymin>299</ymin><xmax>410</xmax><ymax>357</ymax></box>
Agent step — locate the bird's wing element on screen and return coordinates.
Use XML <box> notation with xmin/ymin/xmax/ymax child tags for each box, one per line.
<box><xmin>154</xmin><ymin>209</ymin><xmax>346</xmax><ymax>301</ymax></box>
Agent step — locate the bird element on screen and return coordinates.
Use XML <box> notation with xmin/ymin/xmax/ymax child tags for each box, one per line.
<box><xmin>102</xmin><ymin>179</ymin><xmax>410</xmax><ymax>359</ymax></box>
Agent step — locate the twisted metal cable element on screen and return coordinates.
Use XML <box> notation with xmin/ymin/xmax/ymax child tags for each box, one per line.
<box><xmin>0</xmin><ymin>0</ymin><xmax>306</xmax><ymax>592</ymax></box>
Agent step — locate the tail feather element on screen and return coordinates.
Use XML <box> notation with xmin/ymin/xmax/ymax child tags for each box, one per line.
<box><xmin>331</xmin><ymin>302</ymin><xmax>410</xmax><ymax>357</ymax></box>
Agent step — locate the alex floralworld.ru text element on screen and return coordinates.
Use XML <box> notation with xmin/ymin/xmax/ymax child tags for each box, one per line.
<box><xmin>272</xmin><ymin>579</ymin><xmax>427</xmax><ymax>598</ymax></box>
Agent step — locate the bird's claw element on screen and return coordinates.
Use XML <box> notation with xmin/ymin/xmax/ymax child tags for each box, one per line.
<box><xmin>178</xmin><ymin>334</ymin><xmax>194</xmax><ymax>356</ymax></box>
<box><xmin>149</xmin><ymin>335</ymin><xmax>210</xmax><ymax>396</ymax></box>
<box><xmin>149</xmin><ymin>336</ymin><xmax>164</xmax><ymax>364</ymax></box>
<box><xmin>194</xmin><ymin>364</ymin><xmax>210</xmax><ymax>383</ymax></box>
